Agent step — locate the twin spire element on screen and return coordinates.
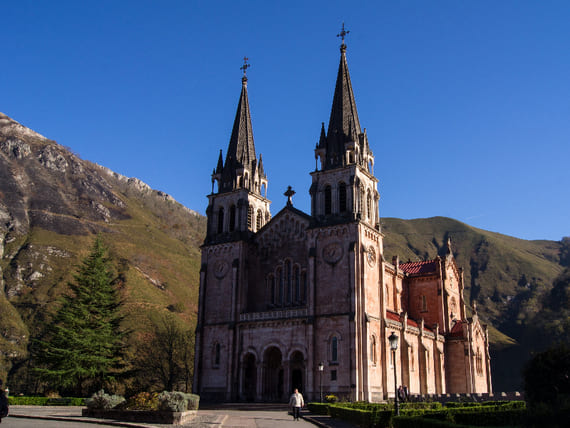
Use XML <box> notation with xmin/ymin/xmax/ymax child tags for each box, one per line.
<box><xmin>214</xmin><ymin>25</ymin><xmax>365</xmax><ymax>195</ymax></box>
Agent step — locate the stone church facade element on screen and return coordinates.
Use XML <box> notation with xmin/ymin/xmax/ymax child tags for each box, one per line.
<box><xmin>193</xmin><ymin>38</ymin><xmax>492</xmax><ymax>402</ymax></box>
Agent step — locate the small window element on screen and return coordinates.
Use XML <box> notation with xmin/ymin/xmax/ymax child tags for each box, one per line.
<box><xmin>331</xmin><ymin>336</ymin><xmax>338</xmax><ymax>362</ymax></box>
<box><xmin>214</xmin><ymin>343</ymin><xmax>221</xmax><ymax>368</ymax></box>
<box><xmin>371</xmin><ymin>336</ymin><xmax>377</xmax><ymax>364</ymax></box>
<box><xmin>331</xmin><ymin>370</ymin><xmax>337</xmax><ymax>381</ymax></box>
<box><xmin>421</xmin><ymin>295</ymin><xmax>427</xmax><ymax>312</ymax></box>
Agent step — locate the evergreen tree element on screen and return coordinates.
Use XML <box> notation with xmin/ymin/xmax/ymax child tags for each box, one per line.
<box><xmin>35</xmin><ymin>236</ymin><xmax>124</xmax><ymax>395</ymax></box>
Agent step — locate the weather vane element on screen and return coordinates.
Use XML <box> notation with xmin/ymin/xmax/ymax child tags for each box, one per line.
<box><xmin>240</xmin><ymin>57</ymin><xmax>251</xmax><ymax>78</ymax></box>
<box><xmin>337</xmin><ymin>22</ymin><xmax>350</xmax><ymax>44</ymax></box>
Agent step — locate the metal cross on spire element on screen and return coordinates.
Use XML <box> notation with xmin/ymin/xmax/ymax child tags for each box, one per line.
<box><xmin>240</xmin><ymin>57</ymin><xmax>251</xmax><ymax>78</ymax></box>
<box><xmin>337</xmin><ymin>22</ymin><xmax>350</xmax><ymax>44</ymax></box>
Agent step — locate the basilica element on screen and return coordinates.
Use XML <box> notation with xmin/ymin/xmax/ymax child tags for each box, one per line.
<box><xmin>193</xmin><ymin>35</ymin><xmax>492</xmax><ymax>402</ymax></box>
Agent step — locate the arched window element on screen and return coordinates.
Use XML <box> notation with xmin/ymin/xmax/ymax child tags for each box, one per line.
<box><xmin>324</xmin><ymin>185</ymin><xmax>332</xmax><ymax>215</ymax></box>
<box><xmin>366</xmin><ymin>191</ymin><xmax>372</xmax><ymax>220</ymax></box>
<box><xmin>229</xmin><ymin>205</ymin><xmax>236</xmax><ymax>232</ymax></box>
<box><xmin>217</xmin><ymin>208</ymin><xmax>224</xmax><ymax>233</ymax></box>
<box><xmin>277</xmin><ymin>267</ymin><xmax>283</xmax><ymax>306</ymax></box>
<box><xmin>371</xmin><ymin>335</ymin><xmax>377</xmax><ymax>364</ymax></box>
<box><xmin>256</xmin><ymin>209</ymin><xmax>263</xmax><ymax>230</ymax></box>
<box><xmin>301</xmin><ymin>271</ymin><xmax>307</xmax><ymax>303</ymax></box>
<box><xmin>247</xmin><ymin>206</ymin><xmax>253</xmax><ymax>230</ymax></box>
<box><xmin>268</xmin><ymin>274</ymin><xmax>275</xmax><ymax>306</ymax></box>
<box><xmin>331</xmin><ymin>336</ymin><xmax>338</xmax><ymax>362</ymax></box>
<box><xmin>285</xmin><ymin>260</ymin><xmax>292</xmax><ymax>304</ymax></box>
<box><xmin>338</xmin><ymin>182</ymin><xmax>347</xmax><ymax>213</ymax></box>
<box><xmin>293</xmin><ymin>265</ymin><xmax>300</xmax><ymax>303</ymax></box>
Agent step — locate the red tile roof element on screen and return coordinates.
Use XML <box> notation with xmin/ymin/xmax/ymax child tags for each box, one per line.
<box><xmin>449</xmin><ymin>320</ymin><xmax>464</xmax><ymax>338</ymax></box>
<box><xmin>399</xmin><ymin>260</ymin><xmax>438</xmax><ymax>275</ymax></box>
<box><xmin>386</xmin><ymin>311</ymin><xmax>400</xmax><ymax>322</ymax></box>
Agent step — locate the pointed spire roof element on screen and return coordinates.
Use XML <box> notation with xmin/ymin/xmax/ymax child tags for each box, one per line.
<box><xmin>322</xmin><ymin>26</ymin><xmax>362</xmax><ymax>169</ymax></box>
<box><xmin>224</xmin><ymin>75</ymin><xmax>256</xmax><ymax>173</ymax></box>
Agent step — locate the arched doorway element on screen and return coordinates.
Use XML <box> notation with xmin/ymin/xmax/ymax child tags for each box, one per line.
<box><xmin>243</xmin><ymin>353</ymin><xmax>256</xmax><ymax>402</ymax></box>
<box><xmin>263</xmin><ymin>347</ymin><xmax>283</xmax><ymax>401</ymax></box>
<box><xmin>290</xmin><ymin>351</ymin><xmax>305</xmax><ymax>393</ymax></box>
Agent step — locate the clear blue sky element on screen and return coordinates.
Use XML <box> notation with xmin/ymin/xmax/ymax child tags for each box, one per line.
<box><xmin>3</xmin><ymin>1</ymin><xmax>569</xmax><ymax>241</ymax></box>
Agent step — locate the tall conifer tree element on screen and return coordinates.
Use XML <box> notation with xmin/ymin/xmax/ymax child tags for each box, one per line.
<box><xmin>35</xmin><ymin>236</ymin><xmax>124</xmax><ymax>395</ymax></box>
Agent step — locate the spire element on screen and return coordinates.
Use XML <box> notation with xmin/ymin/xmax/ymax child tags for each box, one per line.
<box><xmin>220</xmin><ymin>57</ymin><xmax>258</xmax><ymax>191</ymax></box>
<box><xmin>324</xmin><ymin>24</ymin><xmax>361</xmax><ymax>169</ymax></box>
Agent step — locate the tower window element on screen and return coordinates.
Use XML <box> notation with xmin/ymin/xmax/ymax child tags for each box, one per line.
<box><xmin>324</xmin><ymin>185</ymin><xmax>332</xmax><ymax>215</ymax></box>
<box><xmin>294</xmin><ymin>265</ymin><xmax>300</xmax><ymax>303</ymax></box>
<box><xmin>339</xmin><ymin>182</ymin><xmax>347</xmax><ymax>213</ymax></box>
<box><xmin>421</xmin><ymin>295</ymin><xmax>427</xmax><ymax>312</ymax></box>
<box><xmin>217</xmin><ymin>208</ymin><xmax>224</xmax><ymax>233</ymax></box>
<box><xmin>371</xmin><ymin>335</ymin><xmax>377</xmax><ymax>364</ymax></box>
<box><xmin>277</xmin><ymin>267</ymin><xmax>283</xmax><ymax>306</ymax></box>
<box><xmin>285</xmin><ymin>260</ymin><xmax>292</xmax><ymax>304</ymax></box>
<box><xmin>229</xmin><ymin>205</ymin><xmax>236</xmax><ymax>232</ymax></box>
<box><xmin>366</xmin><ymin>191</ymin><xmax>372</xmax><ymax>220</ymax></box>
<box><xmin>256</xmin><ymin>209</ymin><xmax>263</xmax><ymax>230</ymax></box>
<box><xmin>247</xmin><ymin>206</ymin><xmax>253</xmax><ymax>230</ymax></box>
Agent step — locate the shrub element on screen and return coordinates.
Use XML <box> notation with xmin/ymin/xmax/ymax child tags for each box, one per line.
<box><xmin>86</xmin><ymin>390</ymin><xmax>125</xmax><ymax>410</ymax></box>
<box><xmin>157</xmin><ymin>391</ymin><xmax>199</xmax><ymax>412</ymax></box>
<box><xmin>124</xmin><ymin>392</ymin><xmax>159</xmax><ymax>410</ymax></box>
<box><xmin>325</xmin><ymin>394</ymin><xmax>338</xmax><ymax>403</ymax></box>
<box><xmin>307</xmin><ymin>402</ymin><xmax>329</xmax><ymax>415</ymax></box>
<box><xmin>8</xmin><ymin>396</ymin><xmax>86</xmax><ymax>406</ymax></box>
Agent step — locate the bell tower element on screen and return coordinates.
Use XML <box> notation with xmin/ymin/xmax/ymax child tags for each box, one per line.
<box><xmin>310</xmin><ymin>26</ymin><xmax>380</xmax><ymax>231</ymax></box>
<box><xmin>206</xmin><ymin>58</ymin><xmax>271</xmax><ymax>244</ymax></box>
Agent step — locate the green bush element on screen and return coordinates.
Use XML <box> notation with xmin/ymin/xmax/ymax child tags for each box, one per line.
<box><xmin>8</xmin><ymin>396</ymin><xmax>50</xmax><ymax>406</ymax></box>
<box><xmin>85</xmin><ymin>390</ymin><xmax>125</xmax><ymax>410</ymax></box>
<box><xmin>8</xmin><ymin>396</ymin><xmax>85</xmax><ymax>406</ymax></box>
<box><xmin>124</xmin><ymin>392</ymin><xmax>159</xmax><ymax>410</ymax></box>
<box><xmin>307</xmin><ymin>402</ymin><xmax>329</xmax><ymax>415</ymax></box>
<box><xmin>453</xmin><ymin>408</ymin><xmax>526</xmax><ymax>426</ymax></box>
<box><xmin>157</xmin><ymin>391</ymin><xmax>200</xmax><ymax>412</ymax></box>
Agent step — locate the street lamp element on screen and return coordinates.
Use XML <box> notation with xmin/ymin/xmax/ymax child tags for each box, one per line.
<box><xmin>388</xmin><ymin>332</ymin><xmax>399</xmax><ymax>416</ymax></box>
<box><xmin>318</xmin><ymin>361</ymin><xmax>324</xmax><ymax>402</ymax></box>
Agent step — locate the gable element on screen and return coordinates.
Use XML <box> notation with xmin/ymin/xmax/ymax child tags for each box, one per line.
<box><xmin>255</xmin><ymin>207</ymin><xmax>311</xmax><ymax>250</ymax></box>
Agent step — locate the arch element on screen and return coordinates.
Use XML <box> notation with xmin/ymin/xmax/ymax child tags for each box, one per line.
<box><xmin>229</xmin><ymin>205</ymin><xmax>236</xmax><ymax>232</ymax></box>
<box><xmin>263</xmin><ymin>346</ymin><xmax>284</xmax><ymax>401</ymax></box>
<box><xmin>338</xmin><ymin>182</ymin><xmax>347</xmax><ymax>213</ymax></box>
<box><xmin>324</xmin><ymin>185</ymin><xmax>332</xmax><ymax>215</ymax></box>
<box><xmin>256</xmin><ymin>209</ymin><xmax>263</xmax><ymax>231</ymax></box>
<box><xmin>242</xmin><ymin>352</ymin><xmax>257</xmax><ymax>401</ymax></box>
<box><xmin>289</xmin><ymin>350</ymin><xmax>305</xmax><ymax>393</ymax></box>
<box><xmin>247</xmin><ymin>206</ymin><xmax>253</xmax><ymax>230</ymax></box>
<box><xmin>217</xmin><ymin>207</ymin><xmax>224</xmax><ymax>234</ymax></box>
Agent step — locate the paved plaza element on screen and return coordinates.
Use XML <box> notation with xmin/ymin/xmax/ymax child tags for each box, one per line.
<box><xmin>3</xmin><ymin>405</ymin><xmax>356</xmax><ymax>428</ymax></box>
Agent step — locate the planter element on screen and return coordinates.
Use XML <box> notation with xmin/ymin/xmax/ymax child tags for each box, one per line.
<box><xmin>82</xmin><ymin>408</ymin><xmax>197</xmax><ymax>425</ymax></box>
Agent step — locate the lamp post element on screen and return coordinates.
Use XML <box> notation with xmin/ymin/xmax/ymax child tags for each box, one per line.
<box><xmin>318</xmin><ymin>361</ymin><xmax>324</xmax><ymax>402</ymax></box>
<box><xmin>388</xmin><ymin>332</ymin><xmax>399</xmax><ymax>416</ymax></box>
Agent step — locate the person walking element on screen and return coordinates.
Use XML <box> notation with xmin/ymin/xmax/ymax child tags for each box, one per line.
<box><xmin>288</xmin><ymin>388</ymin><xmax>304</xmax><ymax>421</ymax></box>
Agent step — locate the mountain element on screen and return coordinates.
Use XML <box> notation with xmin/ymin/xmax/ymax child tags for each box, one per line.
<box><xmin>0</xmin><ymin>112</ymin><xmax>206</xmax><ymax>387</ymax></box>
<box><xmin>1</xmin><ymin>112</ymin><xmax>566</xmax><ymax>392</ymax></box>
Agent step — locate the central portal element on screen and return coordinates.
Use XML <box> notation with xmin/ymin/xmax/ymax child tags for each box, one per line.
<box><xmin>263</xmin><ymin>347</ymin><xmax>283</xmax><ymax>401</ymax></box>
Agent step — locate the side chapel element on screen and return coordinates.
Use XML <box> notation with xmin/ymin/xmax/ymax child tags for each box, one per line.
<box><xmin>193</xmin><ymin>32</ymin><xmax>492</xmax><ymax>402</ymax></box>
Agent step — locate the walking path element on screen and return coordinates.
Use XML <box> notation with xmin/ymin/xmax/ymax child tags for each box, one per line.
<box><xmin>6</xmin><ymin>405</ymin><xmax>356</xmax><ymax>428</ymax></box>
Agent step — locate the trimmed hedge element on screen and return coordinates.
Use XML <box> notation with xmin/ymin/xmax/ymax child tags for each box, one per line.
<box><xmin>307</xmin><ymin>402</ymin><xmax>329</xmax><ymax>415</ymax></box>
<box><xmin>393</xmin><ymin>416</ymin><xmax>477</xmax><ymax>428</ymax></box>
<box><xmin>8</xmin><ymin>396</ymin><xmax>86</xmax><ymax>406</ymax></box>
